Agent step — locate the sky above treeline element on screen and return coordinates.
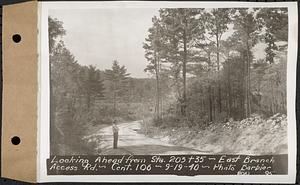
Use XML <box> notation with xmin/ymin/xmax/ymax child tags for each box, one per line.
<box><xmin>49</xmin><ymin>8</ymin><xmax>266</xmax><ymax>78</ymax></box>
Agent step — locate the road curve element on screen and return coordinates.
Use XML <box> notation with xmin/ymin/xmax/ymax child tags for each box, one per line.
<box><xmin>84</xmin><ymin>121</ymin><xmax>207</xmax><ymax>155</ymax></box>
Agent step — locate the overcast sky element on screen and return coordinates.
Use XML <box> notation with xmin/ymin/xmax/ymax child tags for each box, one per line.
<box><xmin>49</xmin><ymin>8</ymin><xmax>159</xmax><ymax>78</ymax></box>
<box><xmin>49</xmin><ymin>8</ymin><xmax>265</xmax><ymax>78</ymax></box>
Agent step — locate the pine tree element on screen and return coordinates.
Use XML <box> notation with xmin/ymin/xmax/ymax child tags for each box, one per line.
<box><xmin>205</xmin><ymin>8</ymin><xmax>231</xmax><ymax>113</ymax></box>
<box><xmin>143</xmin><ymin>16</ymin><xmax>165</xmax><ymax>122</ymax></box>
<box><xmin>104</xmin><ymin>60</ymin><xmax>130</xmax><ymax>117</ymax></box>
<box><xmin>158</xmin><ymin>8</ymin><xmax>205</xmax><ymax>116</ymax></box>
<box><xmin>84</xmin><ymin>65</ymin><xmax>105</xmax><ymax>109</ymax></box>
<box><xmin>232</xmin><ymin>8</ymin><xmax>259</xmax><ymax>118</ymax></box>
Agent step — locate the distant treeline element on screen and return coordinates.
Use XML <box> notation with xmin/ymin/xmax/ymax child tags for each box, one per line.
<box><xmin>49</xmin><ymin>17</ymin><xmax>156</xmax><ymax>154</ymax></box>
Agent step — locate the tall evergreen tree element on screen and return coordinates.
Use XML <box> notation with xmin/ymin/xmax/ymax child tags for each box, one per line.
<box><xmin>84</xmin><ymin>65</ymin><xmax>105</xmax><ymax>110</ymax></box>
<box><xmin>205</xmin><ymin>8</ymin><xmax>231</xmax><ymax>113</ymax></box>
<box><xmin>104</xmin><ymin>60</ymin><xmax>130</xmax><ymax>116</ymax></box>
<box><xmin>143</xmin><ymin>16</ymin><xmax>164</xmax><ymax>122</ymax></box>
<box><xmin>232</xmin><ymin>9</ymin><xmax>259</xmax><ymax>118</ymax></box>
<box><xmin>158</xmin><ymin>8</ymin><xmax>205</xmax><ymax>116</ymax></box>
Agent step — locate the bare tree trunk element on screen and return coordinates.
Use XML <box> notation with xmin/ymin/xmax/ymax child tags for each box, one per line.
<box><xmin>212</xmin><ymin>86</ymin><xmax>216</xmax><ymax>120</ymax></box>
<box><xmin>271</xmin><ymin>82</ymin><xmax>275</xmax><ymax>115</ymax></box>
<box><xmin>216</xmin><ymin>35</ymin><xmax>222</xmax><ymax>114</ymax></box>
<box><xmin>209</xmin><ymin>85</ymin><xmax>213</xmax><ymax>122</ymax></box>
<box><xmin>227</xmin><ymin>61</ymin><xmax>232</xmax><ymax>118</ymax></box>
<box><xmin>155</xmin><ymin>71</ymin><xmax>160</xmax><ymax>120</ymax></box>
<box><xmin>161</xmin><ymin>95</ymin><xmax>163</xmax><ymax>120</ymax></box>
<box><xmin>244</xmin><ymin>53</ymin><xmax>248</xmax><ymax>118</ymax></box>
<box><xmin>159</xmin><ymin>63</ymin><xmax>163</xmax><ymax>120</ymax></box>
<box><xmin>113</xmin><ymin>82</ymin><xmax>117</xmax><ymax>117</ymax></box>
<box><xmin>154</xmin><ymin>52</ymin><xmax>161</xmax><ymax>122</ymax></box>
<box><xmin>246</xmin><ymin>39</ymin><xmax>251</xmax><ymax>117</ymax></box>
<box><xmin>182</xmin><ymin>29</ymin><xmax>187</xmax><ymax>117</ymax></box>
<box><xmin>181</xmin><ymin>11</ymin><xmax>188</xmax><ymax>117</ymax></box>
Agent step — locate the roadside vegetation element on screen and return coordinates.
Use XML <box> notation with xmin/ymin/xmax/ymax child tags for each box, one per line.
<box><xmin>49</xmin><ymin>7</ymin><xmax>288</xmax><ymax>155</ymax></box>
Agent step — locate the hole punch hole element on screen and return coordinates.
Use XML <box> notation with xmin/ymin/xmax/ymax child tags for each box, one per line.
<box><xmin>12</xmin><ymin>34</ymin><xmax>21</xmax><ymax>43</ymax></box>
<box><xmin>11</xmin><ymin>136</ymin><xmax>21</xmax><ymax>145</ymax></box>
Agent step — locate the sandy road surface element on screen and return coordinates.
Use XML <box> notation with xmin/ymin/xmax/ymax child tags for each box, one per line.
<box><xmin>84</xmin><ymin>121</ymin><xmax>208</xmax><ymax>155</ymax></box>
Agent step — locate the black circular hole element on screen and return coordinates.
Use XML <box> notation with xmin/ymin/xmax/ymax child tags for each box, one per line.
<box><xmin>11</xmin><ymin>136</ymin><xmax>21</xmax><ymax>145</ymax></box>
<box><xmin>12</xmin><ymin>34</ymin><xmax>21</xmax><ymax>43</ymax></box>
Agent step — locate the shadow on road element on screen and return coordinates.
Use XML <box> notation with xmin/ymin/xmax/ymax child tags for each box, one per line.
<box><xmin>100</xmin><ymin>144</ymin><xmax>208</xmax><ymax>155</ymax></box>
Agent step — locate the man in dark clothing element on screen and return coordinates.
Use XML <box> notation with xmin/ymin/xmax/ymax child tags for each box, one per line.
<box><xmin>112</xmin><ymin>120</ymin><xmax>119</xmax><ymax>149</ymax></box>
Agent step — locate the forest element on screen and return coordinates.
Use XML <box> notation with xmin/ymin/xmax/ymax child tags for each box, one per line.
<box><xmin>49</xmin><ymin>7</ymin><xmax>288</xmax><ymax>155</ymax></box>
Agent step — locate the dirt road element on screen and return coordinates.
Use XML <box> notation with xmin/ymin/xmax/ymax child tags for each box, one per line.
<box><xmin>84</xmin><ymin>121</ymin><xmax>207</xmax><ymax>155</ymax></box>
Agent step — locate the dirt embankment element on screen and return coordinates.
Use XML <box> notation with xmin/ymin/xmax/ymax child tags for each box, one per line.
<box><xmin>143</xmin><ymin>114</ymin><xmax>287</xmax><ymax>155</ymax></box>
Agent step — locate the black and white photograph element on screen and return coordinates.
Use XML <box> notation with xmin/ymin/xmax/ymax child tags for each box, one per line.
<box><xmin>49</xmin><ymin>6</ymin><xmax>288</xmax><ymax>155</ymax></box>
<box><xmin>38</xmin><ymin>1</ymin><xmax>297</xmax><ymax>182</ymax></box>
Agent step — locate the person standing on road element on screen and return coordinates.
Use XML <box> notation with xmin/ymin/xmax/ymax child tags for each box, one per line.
<box><xmin>112</xmin><ymin>120</ymin><xmax>119</xmax><ymax>149</ymax></box>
